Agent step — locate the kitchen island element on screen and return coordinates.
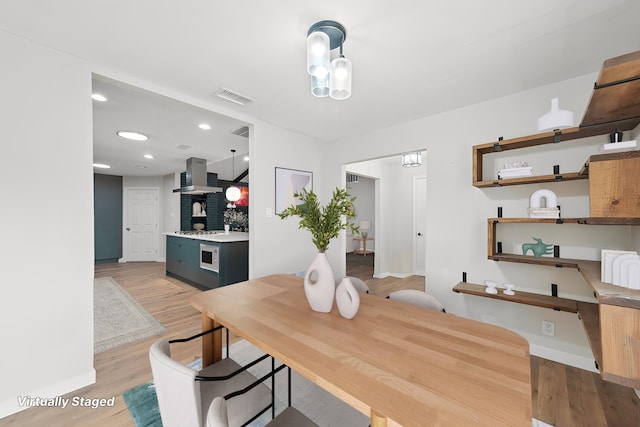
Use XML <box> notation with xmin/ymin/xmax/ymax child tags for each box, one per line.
<box><xmin>164</xmin><ymin>231</ymin><xmax>248</xmax><ymax>290</ymax></box>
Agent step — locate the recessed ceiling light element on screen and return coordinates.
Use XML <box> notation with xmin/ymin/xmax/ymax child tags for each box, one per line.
<box><xmin>117</xmin><ymin>130</ymin><xmax>149</xmax><ymax>141</ymax></box>
<box><xmin>91</xmin><ymin>93</ymin><xmax>107</xmax><ymax>102</ymax></box>
<box><xmin>144</xmin><ymin>154</ymin><xmax>154</xmax><ymax>159</ymax></box>
<box><xmin>198</xmin><ymin>123</ymin><xmax>211</xmax><ymax>130</ymax></box>
<box><xmin>243</xmin><ymin>156</ymin><xmax>250</xmax><ymax>161</ymax></box>
<box><xmin>93</xmin><ymin>163</ymin><xmax>111</xmax><ymax>169</ymax></box>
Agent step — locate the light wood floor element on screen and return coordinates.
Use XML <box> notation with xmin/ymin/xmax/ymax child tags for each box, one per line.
<box><xmin>1</xmin><ymin>261</ymin><xmax>638</xmax><ymax>427</ymax></box>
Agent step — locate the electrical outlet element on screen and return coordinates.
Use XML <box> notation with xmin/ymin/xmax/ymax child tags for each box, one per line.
<box><xmin>542</xmin><ymin>320</ymin><xmax>555</xmax><ymax>337</ymax></box>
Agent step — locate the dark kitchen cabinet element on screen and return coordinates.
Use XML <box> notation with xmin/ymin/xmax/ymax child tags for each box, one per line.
<box><xmin>166</xmin><ymin>235</ymin><xmax>219</xmax><ymax>290</ymax></box>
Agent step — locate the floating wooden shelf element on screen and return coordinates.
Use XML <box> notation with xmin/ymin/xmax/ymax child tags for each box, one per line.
<box><xmin>489</xmin><ymin>254</ymin><xmax>583</xmax><ymax>269</ymax></box>
<box><xmin>581</xmin><ymin>50</ymin><xmax>640</xmax><ymax>128</ymax></box>
<box><xmin>474</xmin><ymin>172</ymin><xmax>587</xmax><ymax>188</ymax></box>
<box><xmin>578</xmin><ymin>261</ymin><xmax>640</xmax><ymax>310</ymax></box>
<box><xmin>472</xmin><ymin>123</ymin><xmax>640</xmax><ymax>187</ymax></box>
<box><xmin>453</xmin><ymin>282</ymin><xmax>579</xmax><ymax>313</ymax></box>
<box><xmin>488</xmin><ymin>217</ymin><xmax>640</xmax><ymax>225</ymax></box>
<box><xmin>487</xmin><ymin>218</ymin><xmax>640</xmax><ymax>270</ymax></box>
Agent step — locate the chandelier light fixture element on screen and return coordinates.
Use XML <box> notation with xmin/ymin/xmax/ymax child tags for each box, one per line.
<box><xmin>401</xmin><ymin>152</ymin><xmax>422</xmax><ymax>168</ymax></box>
<box><xmin>307</xmin><ymin>20</ymin><xmax>352</xmax><ymax>100</ymax></box>
<box><xmin>225</xmin><ymin>149</ymin><xmax>241</xmax><ymax>208</ymax></box>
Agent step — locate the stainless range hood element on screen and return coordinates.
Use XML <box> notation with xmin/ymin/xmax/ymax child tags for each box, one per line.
<box><xmin>172</xmin><ymin>157</ymin><xmax>223</xmax><ymax>194</ymax></box>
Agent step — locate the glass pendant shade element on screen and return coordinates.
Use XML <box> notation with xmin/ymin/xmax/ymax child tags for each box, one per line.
<box><xmin>401</xmin><ymin>152</ymin><xmax>422</xmax><ymax>168</ymax></box>
<box><xmin>307</xmin><ymin>31</ymin><xmax>330</xmax><ymax>77</ymax></box>
<box><xmin>311</xmin><ymin>74</ymin><xmax>329</xmax><ymax>97</ymax></box>
<box><xmin>226</xmin><ymin>185</ymin><xmax>241</xmax><ymax>202</ymax></box>
<box><xmin>329</xmin><ymin>56</ymin><xmax>352</xmax><ymax>100</ymax></box>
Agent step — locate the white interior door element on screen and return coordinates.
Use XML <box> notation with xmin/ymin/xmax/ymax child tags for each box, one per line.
<box><xmin>414</xmin><ymin>176</ymin><xmax>426</xmax><ymax>276</ymax></box>
<box><xmin>125</xmin><ymin>188</ymin><xmax>159</xmax><ymax>262</ymax></box>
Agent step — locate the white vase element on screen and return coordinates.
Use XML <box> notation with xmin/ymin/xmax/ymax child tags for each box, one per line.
<box><xmin>224</xmin><ymin>224</ymin><xmax>230</xmax><ymax>234</ymax></box>
<box><xmin>336</xmin><ymin>277</ymin><xmax>360</xmax><ymax>319</ymax></box>
<box><xmin>304</xmin><ymin>253</ymin><xmax>335</xmax><ymax>313</ymax></box>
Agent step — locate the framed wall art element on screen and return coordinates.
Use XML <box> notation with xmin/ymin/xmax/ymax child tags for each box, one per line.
<box><xmin>275</xmin><ymin>167</ymin><xmax>313</xmax><ymax>214</ymax></box>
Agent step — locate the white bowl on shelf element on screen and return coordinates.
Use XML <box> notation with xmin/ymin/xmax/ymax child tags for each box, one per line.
<box><xmin>193</xmin><ymin>223</ymin><xmax>205</xmax><ymax>230</ymax></box>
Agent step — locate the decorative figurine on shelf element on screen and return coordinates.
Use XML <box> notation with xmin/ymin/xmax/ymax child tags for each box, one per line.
<box><xmin>484</xmin><ymin>280</ymin><xmax>498</xmax><ymax>294</ymax></box>
<box><xmin>528</xmin><ymin>189</ymin><xmax>560</xmax><ymax>218</ymax></box>
<box><xmin>503</xmin><ymin>283</ymin><xmax>515</xmax><ymax>296</ymax></box>
<box><xmin>522</xmin><ymin>238</ymin><xmax>553</xmax><ymax>257</ymax></box>
<box><xmin>193</xmin><ymin>202</ymin><xmax>202</xmax><ymax>216</ymax></box>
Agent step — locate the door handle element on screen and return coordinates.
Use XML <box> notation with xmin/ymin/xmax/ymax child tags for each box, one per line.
<box><xmin>126</xmin><ymin>227</ymin><xmax>131</xmax><ymax>231</ymax></box>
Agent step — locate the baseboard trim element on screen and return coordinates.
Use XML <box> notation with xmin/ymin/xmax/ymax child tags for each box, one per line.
<box><xmin>0</xmin><ymin>368</ymin><xmax>96</xmax><ymax>418</ymax></box>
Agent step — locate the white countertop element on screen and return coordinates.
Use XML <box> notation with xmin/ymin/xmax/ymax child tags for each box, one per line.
<box><xmin>164</xmin><ymin>231</ymin><xmax>249</xmax><ymax>243</ymax></box>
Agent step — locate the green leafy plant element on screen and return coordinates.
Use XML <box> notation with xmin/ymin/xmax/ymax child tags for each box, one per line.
<box><xmin>278</xmin><ymin>187</ymin><xmax>359</xmax><ymax>253</ymax></box>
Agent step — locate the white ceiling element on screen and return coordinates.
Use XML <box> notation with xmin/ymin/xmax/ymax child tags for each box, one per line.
<box><xmin>1</xmin><ymin>1</ymin><xmax>639</xmax><ymax>176</ymax></box>
<box><xmin>91</xmin><ymin>75</ymin><xmax>250</xmax><ymax>178</ymax></box>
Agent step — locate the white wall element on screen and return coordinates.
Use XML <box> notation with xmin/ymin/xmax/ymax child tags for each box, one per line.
<box><xmin>248</xmin><ymin>122</ymin><xmax>325</xmax><ymax>278</ymax></box>
<box><xmin>323</xmin><ymin>72</ymin><xmax>630</xmax><ymax>371</ymax></box>
<box><xmin>0</xmin><ymin>31</ymin><xmax>95</xmax><ymax>417</ymax></box>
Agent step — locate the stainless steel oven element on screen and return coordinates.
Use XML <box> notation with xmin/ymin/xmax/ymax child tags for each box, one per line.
<box><xmin>200</xmin><ymin>243</ymin><xmax>219</xmax><ymax>272</ymax></box>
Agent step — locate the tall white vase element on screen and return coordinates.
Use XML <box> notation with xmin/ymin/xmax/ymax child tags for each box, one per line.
<box><xmin>336</xmin><ymin>277</ymin><xmax>360</xmax><ymax>319</ymax></box>
<box><xmin>304</xmin><ymin>252</ymin><xmax>335</xmax><ymax>313</ymax></box>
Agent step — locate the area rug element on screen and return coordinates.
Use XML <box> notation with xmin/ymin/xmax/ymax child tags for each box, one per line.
<box><xmin>94</xmin><ymin>277</ymin><xmax>165</xmax><ymax>354</ymax></box>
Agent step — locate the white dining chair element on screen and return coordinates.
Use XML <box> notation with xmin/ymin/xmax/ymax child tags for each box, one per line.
<box><xmin>149</xmin><ymin>331</ymin><xmax>273</xmax><ymax>427</ymax></box>
<box><xmin>388</xmin><ymin>289</ymin><xmax>446</xmax><ymax>312</ymax></box>
<box><xmin>206</xmin><ymin>366</ymin><xmax>317</xmax><ymax>427</ymax></box>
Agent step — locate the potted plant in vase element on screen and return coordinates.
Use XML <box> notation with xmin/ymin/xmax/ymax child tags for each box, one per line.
<box><xmin>278</xmin><ymin>187</ymin><xmax>359</xmax><ymax>313</ymax></box>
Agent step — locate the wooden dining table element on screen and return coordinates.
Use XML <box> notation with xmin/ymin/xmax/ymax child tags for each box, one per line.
<box><xmin>190</xmin><ymin>274</ymin><xmax>532</xmax><ymax>426</ymax></box>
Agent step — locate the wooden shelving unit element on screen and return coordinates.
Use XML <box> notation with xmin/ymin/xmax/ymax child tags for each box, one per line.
<box><xmin>453</xmin><ymin>282</ymin><xmax>580</xmax><ymax>313</ymax></box>
<box><xmin>464</xmin><ymin>49</ymin><xmax>640</xmax><ymax>389</ymax></box>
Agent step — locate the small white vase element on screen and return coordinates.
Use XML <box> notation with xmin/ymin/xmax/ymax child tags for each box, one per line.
<box><xmin>336</xmin><ymin>277</ymin><xmax>360</xmax><ymax>319</ymax></box>
<box><xmin>224</xmin><ymin>224</ymin><xmax>230</xmax><ymax>234</ymax></box>
<box><xmin>304</xmin><ymin>253</ymin><xmax>335</xmax><ymax>313</ymax></box>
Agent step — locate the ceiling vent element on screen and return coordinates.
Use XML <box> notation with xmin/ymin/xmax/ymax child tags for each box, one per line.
<box><xmin>212</xmin><ymin>88</ymin><xmax>254</xmax><ymax>106</ymax></box>
<box><xmin>231</xmin><ymin>126</ymin><xmax>250</xmax><ymax>138</ymax></box>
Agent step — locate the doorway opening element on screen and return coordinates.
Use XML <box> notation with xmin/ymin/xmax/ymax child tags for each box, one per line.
<box><xmin>344</xmin><ymin>151</ymin><xmax>427</xmax><ymax>285</ymax></box>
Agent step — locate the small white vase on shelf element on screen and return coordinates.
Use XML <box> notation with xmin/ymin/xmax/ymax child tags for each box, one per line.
<box><xmin>336</xmin><ymin>277</ymin><xmax>360</xmax><ymax>319</ymax></box>
<box><xmin>304</xmin><ymin>253</ymin><xmax>335</xmax><ymax>313</ymax></box>
<box><xmin>224</xmin><ymin>224</ymin><xmax>230</xmax><ymax>234</ymax></box>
